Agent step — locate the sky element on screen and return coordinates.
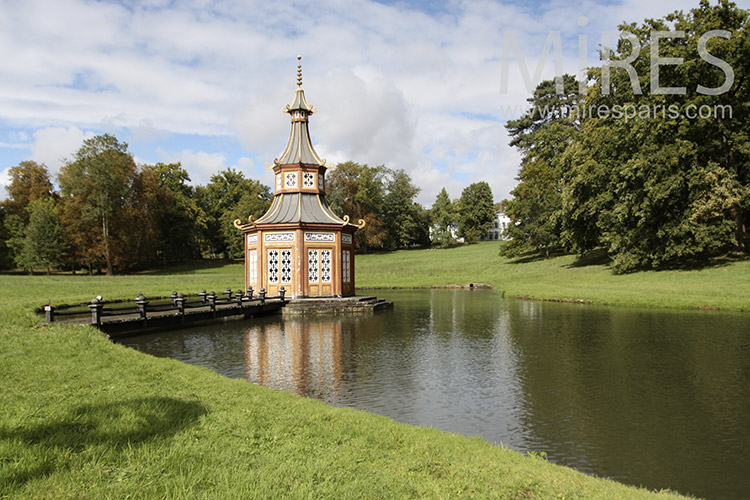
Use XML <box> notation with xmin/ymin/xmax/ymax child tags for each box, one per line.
<box><xmin>1</xmin><ymin>0</ymin><xmax>746</xmax><ymax>205</ymax></box>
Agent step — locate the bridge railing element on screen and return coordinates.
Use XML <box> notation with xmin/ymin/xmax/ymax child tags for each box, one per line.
<box><xmin>43</xmin><ymin>287</ymin><xmax>286</xmax><ymax>325</ymax></box>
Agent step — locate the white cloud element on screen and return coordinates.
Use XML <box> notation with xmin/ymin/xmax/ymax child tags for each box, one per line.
<box><xmin>1</xmin><ymin>0</ymin><xmax>740</xmax><ymax>204</ymax></box>
<box><xmin>0</xmin><ymin>168</ymin><xmax>11</xmax><ymax>201</ymax></box>
<box><xmin>28</xmin><ymin>126</ymin><xmax>95</xmax><ymax>174</ymax></box>
<box><xmin>158</xmin><ymin>149</ymin><xmax>229</xmax><ymax>186</ymax></box>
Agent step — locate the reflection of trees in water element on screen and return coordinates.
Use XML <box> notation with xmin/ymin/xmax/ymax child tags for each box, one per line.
<box><xmin>505</xmin><ymin>301</ymin><xmax>750</xmax><ymax>499</ymax></box>
<box><xmin>244</xmin><ymin>317</ymin><xmax>347</xmax><ymax>400</ymax></box>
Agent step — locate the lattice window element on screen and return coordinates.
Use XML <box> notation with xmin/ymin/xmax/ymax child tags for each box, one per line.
<box><xmin>280</xmin><ymin>249</ymin><xmax>292</xmax><ymax>283</ymax></box>
<box><xmin>285</xmin><ymin>172</ymin><xmax>297</xmax><ymax>188</ymax></box>
<box><xmin>248</xmin><ymin>250</ymin><xmax>257</xmax><ymax>285</ymax></box>
<box><xmin>275</xmin><ymin>174</ymin><xmax>282</xmax><ymax>191</ymax></box>
<box><xmin>303</xmin><ymin>172</ymin><xmax>314</xmax><ymax>188</ymax></box>
<box><xmin>308</xmin><ymin>249</ymin><xmax>319</xmax><ymax>283</ymax></box>
<box><xmin>343</xmin><ymin>250</ymin><xmax>351</xmax><ymax>283</ymax></box>
<box><xmin>268</xmin><ymin>250</ymin><xmax>279</xmax><ymax>283</ymax></box>
<box><xmin>321</xmin><ymin>249</ymin><xmax>332</xmax><ymax>283</ymax></box>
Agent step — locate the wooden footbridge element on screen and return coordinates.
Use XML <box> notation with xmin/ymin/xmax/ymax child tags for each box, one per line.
<box><xmin>42</xmin><ymin>287</ymin><xmax>392</xmax><ymax>338</ymax></box>
<box><xmin>43</xmin><ymin>288</ymin><xmax>287</xmax><ymax>338</ymax></box>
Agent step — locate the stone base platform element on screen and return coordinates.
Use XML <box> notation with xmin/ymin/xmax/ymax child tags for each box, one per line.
<box><xmin>282</xmin><ymin>295</ymin><xmax>393</xmax><ymax>315</ymax></box>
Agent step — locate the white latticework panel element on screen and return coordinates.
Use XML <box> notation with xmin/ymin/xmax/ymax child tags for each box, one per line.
<box><xmin>280</xmin><ymin>249</ymin><xmax>292</xmax><ymax>283</ymax></box>
<box><xmin>321</xmin><ymin>249</ymin><xmax>332</xmax><ymax>283</ymax></box>
<box><xmin>308</xmin><ymin>249</ymin><xmax>319</xmax><ymax>283</ymax></box>
<box><xmin>268</xmin><ymin>250</ymin><xmax>279</xmax><ymax>283</ymax></box>
<box><xmin>303</xmin><ymin>172</ymin><xmax>315</xmax><ymax>187</ymax></box>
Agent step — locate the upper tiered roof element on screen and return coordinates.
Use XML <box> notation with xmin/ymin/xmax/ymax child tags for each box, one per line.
<box><xmin>275</xmin><ymin>56</ymin><xmax>324</xmax><ymax>167</ymax></box>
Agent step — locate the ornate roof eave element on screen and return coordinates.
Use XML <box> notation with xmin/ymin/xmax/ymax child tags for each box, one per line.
<box><xmin>234</xmin><ymin>215</ymin><xmax>257</xmax><ymax>231</ymax></box>
<box><xmin>286</xmin><ymin>88</ymin><xmax>315</xmax><ymax>113</ymax></box>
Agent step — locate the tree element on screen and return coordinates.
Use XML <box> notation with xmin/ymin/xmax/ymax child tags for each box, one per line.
<box><xmin>148</xmin><ymin>162</ymin><xmax>206</xmax><ymax>262</ymax></box>
<box><xmin>561</xmin><ymin>0</ymin><xmax>749</xmax><ymax>271</ymax></box>
<box><xmin>196</xmin><ymin>168</ymin><xmax>271</xmax><ymax>258</ymax></box>
<box><xmin>502</xmin><ymin>75</ymin><xmax>582</xmax><ymax>257</ymax></box>
<box><xmin>2</xmin><ymin>161</ymin><xmax>55</xmax><ymax>223</ymax></box>
<box><xmin>383</xmin><ymin>169</ymin><xmax>430</xmax><ymax>249</ymax></box>
<box><xmin>0</xmin><ymin>206</ymin><xmax>12</xmax><ymax>269</ymax></box>
<box><xmin>3</xmin><ymin>213</ymin><xmax>29</xmax><ymax>272</ymax></box>
<box><xmin>431</xmin><ymin>187</ymin><xmax>456</xmax><ymax>247</ymax></box>
<box><xmin>58</xmin><ymin>134</ymin><xmax>137</xmax><ymax>274</ymax></box>
<box><xmin>326</xmin><ymin>161</ymin><xmax>388</xmax><ymax>251</ymax></box>
<box><xmin>117</xmin><ymin>166</ymin><xmax>167</xmax><ymax>270</ymax></box>
<box><xmin>221</xmin><ymin>190</ymin><xmax>273</xmax><ymax>258</ymax></box>
<box><xmin>23</xmin><ymin>198</ymin><xmax>68</xmax><ymax>275</ymax></box>
<box><xmin>458</xmin><ymin>182</ymin><xmax>494</xmax><ymax>244</ymax></box>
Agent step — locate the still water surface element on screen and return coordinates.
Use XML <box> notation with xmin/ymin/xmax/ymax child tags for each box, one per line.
<box><xmin>120</xmin><ymin>290</ymin><xmax>750</xmax><ymax>500</ymax></box>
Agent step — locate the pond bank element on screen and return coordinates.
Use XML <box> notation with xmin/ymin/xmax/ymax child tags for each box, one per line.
<box><xmin>356</xmin><ymin>242</ymin><xmax>750</xmax><ymax>312</ymax></box>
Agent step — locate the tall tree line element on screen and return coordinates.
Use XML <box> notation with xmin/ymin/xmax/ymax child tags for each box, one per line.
<box><xmin>1</xmin><ymin>134</ymin><xmax>271</xmax><ymax>274</ymax></box>
<box><xmin>2</xmin><ymin>142</ymin><xmax>499</xmax><ymax>273</ymax></box>
<box><xmin>502</xmin><ymin>0</ymin><xmax>749</xmax><ymax>272</ymax></box>
<box><xmin>325</xmin><ymin>161</ymin><xmax>496</xmax><ymax>251</ymax></box>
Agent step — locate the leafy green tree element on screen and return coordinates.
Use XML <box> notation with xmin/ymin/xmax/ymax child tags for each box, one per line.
<box><xmin>58</xmin><ymin>134</ymin><xmax>137</xmax><ymax>274</ymax></box>
<box><xmin>431</xmin><ymin>188</ymin><xmax>456</xmax><ymax>247</ymax></box>
<box><xmin>149</xmin><ymin>162</ymin><xmax>207</xmax><ymax>262</ymax></box>
<box><xmin>3</xmin><ymin>213</ymin><xmax>29</xmax><ymax>272</ymax></box>
<box><xmin>221</xmin><ymin>190</ymin><xmax>273</xmax><ymax>259</ymax></box>
<box><xmin>196</xmin><ymin>168</ymin><xmax>271</xmax><ymax>258</ymax></box>
<box><xmin>0</xmin><ymin>206</ymin><xmax>12</xmax><ymax>269</ymax></box>
<box><xmin>383</xmin><ymin>169</ymin><xmax>429</xmax><ymax>249</ymax></box>
<box><xmin>502</xmin><ymin>75</ymin><xmax>582</xmax><ymax>257</ymax></box>
<box><xmin>458</xmin><ymin>181</ymin><xmax>494</xmax><ymax>244</ymax></box>
<box><xmin>23</xmin><ymin>198</ymin><xmax>68</xmax><ymax>275</ymax></box>
<box><xmin>326</xmin><ymin>161</ymin><xmax>388</xmax><ymax>251</ymax></box>
<box><xmin>562</xmin><ymin>0</ymin><xmax>749</xmax><ymax>271</ymax></box>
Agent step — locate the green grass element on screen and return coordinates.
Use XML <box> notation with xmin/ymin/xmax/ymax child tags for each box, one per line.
<box><xmin>356</xmin><ymin>242</ymin><xmax>750</xmax><ymax>311</ymax></box>
<box><xmin>0</xmin><ymin>261</ymin><xmax>694</xmax><ymax>498</ymax></box>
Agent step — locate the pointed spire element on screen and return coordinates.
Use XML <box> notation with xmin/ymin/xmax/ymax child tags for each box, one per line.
<box><xmin>285</xmin><ymin>55</ymin><xmax>314</xmax><ymax>114</ymax></box>
<box><xmin>277</xmin><ymin>56</ymin><xmax>323</xmax><ymax>166</ymax></box>
<box><xmin>297</xmin><ymin>55</ymin><xmax>303</xmax><ymax>87</ymax></box>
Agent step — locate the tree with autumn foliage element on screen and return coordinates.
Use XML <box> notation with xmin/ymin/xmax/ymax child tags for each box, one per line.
<box><xmin>58</xmin><ymin>134</ymin><xmax>138</xmax><ymax>274</ymax></box>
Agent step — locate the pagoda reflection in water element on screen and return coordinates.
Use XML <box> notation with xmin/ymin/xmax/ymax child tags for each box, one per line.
<box><xmin>243</xmin><ymin>316</ymin><xmax>348</xmax><ymax>399</ymax></box>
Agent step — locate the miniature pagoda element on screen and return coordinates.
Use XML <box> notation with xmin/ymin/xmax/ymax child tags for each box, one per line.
<box><xmin>235</xmin><ymin>57</ymin><xmax>363</xmax><ymax>298</ymax></box>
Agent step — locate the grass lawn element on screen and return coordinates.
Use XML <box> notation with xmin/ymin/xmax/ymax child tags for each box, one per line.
<box><xmin>0</xmin><ymin>258</ymin><xmax>695</xmax><ymax>498</ymax></box>
<box><xmin>357</xmin><ymin>242</ymin><xmax>750</xmax><ymax>312</ymax></box>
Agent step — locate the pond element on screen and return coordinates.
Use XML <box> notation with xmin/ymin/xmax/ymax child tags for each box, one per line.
<box><xmin>119</xmin><ymin>289</ymin><xmax>750</xmax><ymax>500</ymax></box>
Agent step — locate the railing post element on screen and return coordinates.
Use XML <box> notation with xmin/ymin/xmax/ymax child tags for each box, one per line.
<box><xmin>44</xmin><ymin>304</ymin><xmax>55</xmax><ymax>323</ymax></box>
<box><xmin>89</xmin><ymin>296</ymin><xmax>103</xmax><ymax>326</ymax></box>
<box><xmin>135</xmin><ymin>294</ymin><xmax>148</xmax><ymax>322</ymax></box>
<box><xmin>208</xmin><ymin>291</ymin><xmax>216</xmax><ymax>318</ymax></box>
<box><xmin>235</xmin><ymin>289</ymin><xmax>244</xmax><ymax>306</ymax></box>
<box><xmin>199</xmin><ymin>289</ymin><xmax>207</xmax><ymax>304</ymax></box>
<box><xmin>259</xmin><ymin>288</ymin><xmax>266</xmax><ymax>306</ymax></box>
<box><xmin>246</xmin><ymin>286</ymin><xmax>254</xmax><ymax>299</ymax></box>
<box><xmin>175</xmin><ymin>293</ymin><xmax>185</xmax><ymax>322</ymax></box>
<box><xmin>170</xmin><ymin>291</ymin><xmax>178</xmax><ymax>306</ymax></box>
<box><xmin>279</xmin><ymin>286</ymin><xmax>286</xmax><ymax>302</ymax></box>
<box><xmin>224</xmin><ymin>288</ymin><xmax>232</xmax><ymax>302</ymax></box>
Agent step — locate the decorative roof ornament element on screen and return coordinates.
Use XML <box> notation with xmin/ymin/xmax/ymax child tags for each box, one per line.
<box><xmin>276</xmin><ymin>55</ymin><xmax>322</xmax><ymax>165</ymax></box>
<box><xmin>297</xmin><ymin>55</ymin><xmax>303</xmax><ymax>87</ymax></box>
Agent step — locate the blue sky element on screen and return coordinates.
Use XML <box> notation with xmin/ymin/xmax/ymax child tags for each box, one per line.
<box><xmin>1</xmin><ymin>0</ymin><xmax>743</xmax><ymax>204</ymax></box>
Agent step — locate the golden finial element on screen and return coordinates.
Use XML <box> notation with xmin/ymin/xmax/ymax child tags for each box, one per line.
<box><xmin>297</xmin><ymin>55</ymin><xmax>303</xmax><ymax>87</ymax></box>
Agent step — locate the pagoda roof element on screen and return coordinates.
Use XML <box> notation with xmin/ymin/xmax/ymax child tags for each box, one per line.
<box><xmin>286</xmin><ymin>88</ymin><xmax>314</xmax><ymax>113</ymax></box>
<box><xmin>276</xmin><ymin>111</ymin><xmax>324</xmax><ymax>166</ymax></box>
<box><xmin>255</xmin><ymin>192</ymin><xmax>346</xmax><ymax>225</ymax></box>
